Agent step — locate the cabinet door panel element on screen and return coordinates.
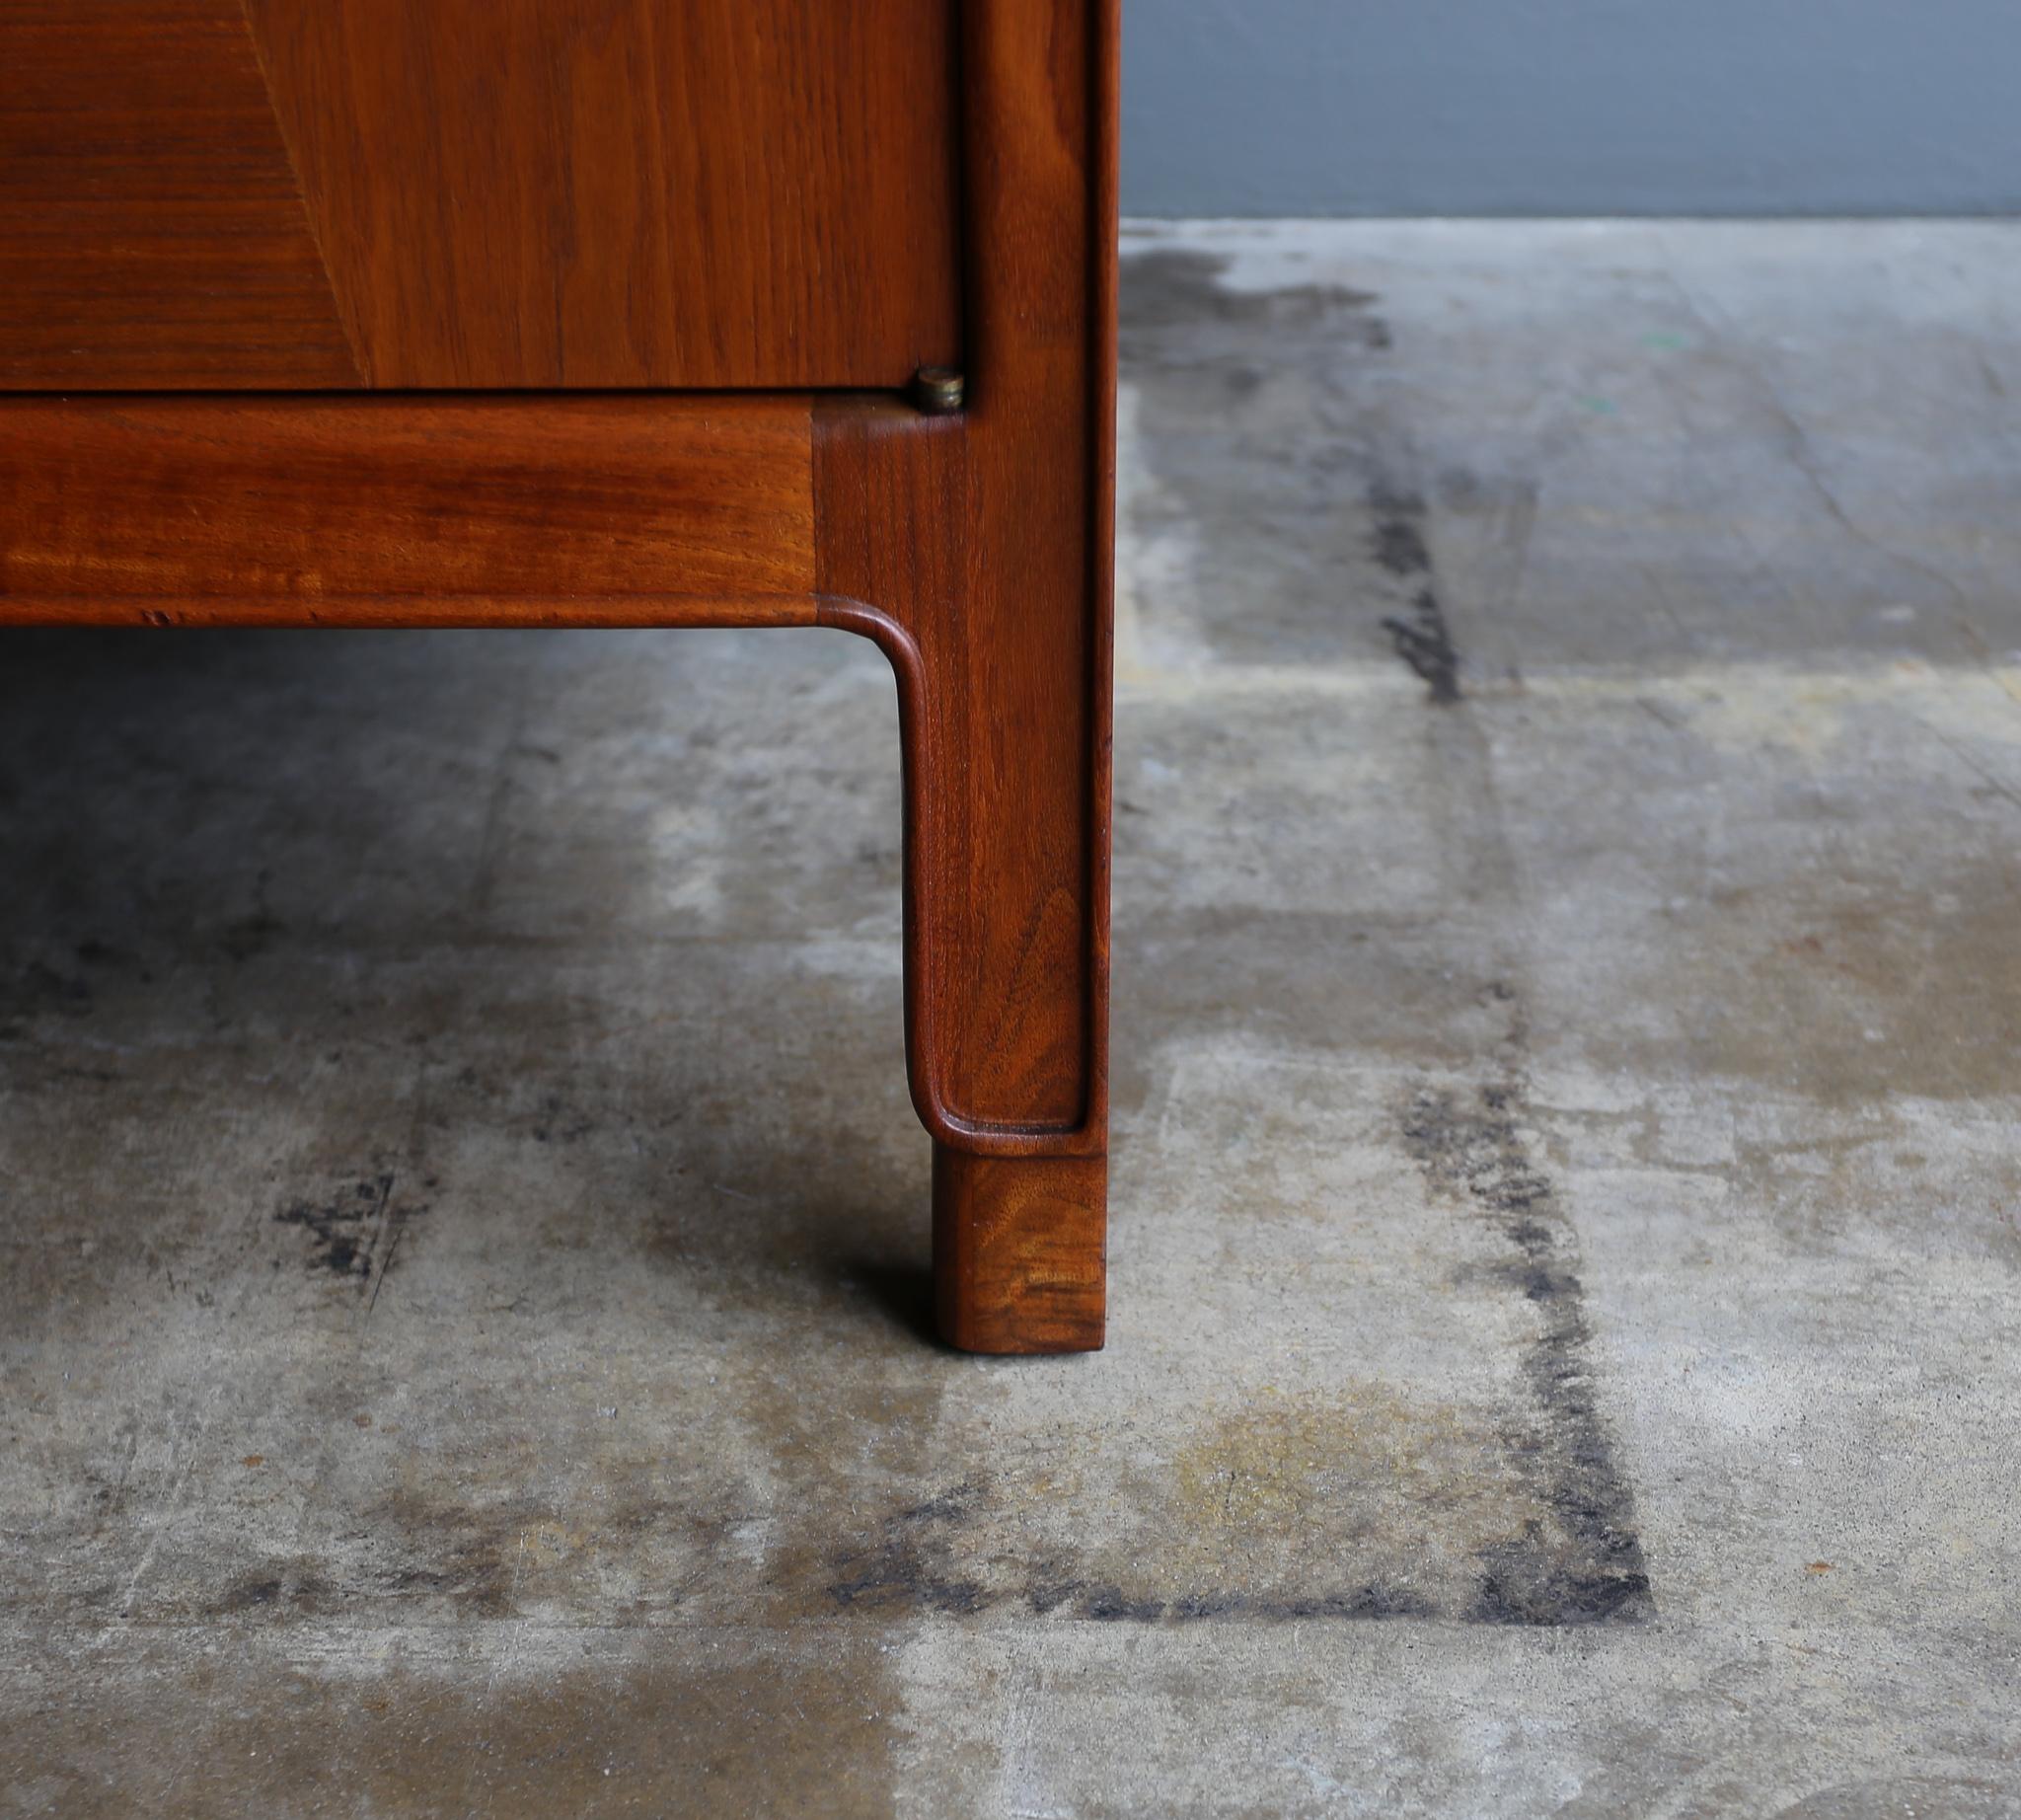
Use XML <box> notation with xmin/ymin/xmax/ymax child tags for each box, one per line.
<box><xmin>0</xmin><ymin>0</ymin><xmax>961</xmax><ymax>390</ymax></box>
<box><xmin>0</xmin><ymin>0</ymin><xmax>361</xmax><ymax>387</ymax></box>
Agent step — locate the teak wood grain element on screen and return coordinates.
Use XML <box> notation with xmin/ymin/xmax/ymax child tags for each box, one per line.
<box><xmin>0</xmin><ymin>395</ymin><xmax>816</xmax><ymax>610</ymax></box>
<box><xmin>0</xmin><ymin>0</ymin><xmax>359</xmax><ymax>387</ymax></box>
<box><xmin>0</xmin><ymin>0</ymin><xmax>1118</xmax><ymax>1354</ymax></box>
<box><xmin>1</xmin><ymin>0</ymin><xmax>961</xmax><ymax>389</ymax></box>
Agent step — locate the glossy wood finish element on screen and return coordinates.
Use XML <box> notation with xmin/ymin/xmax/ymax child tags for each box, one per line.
<box><xmin>0</xmin><ymin>0</ymin><xmax>1117</xmax><ymax>1353</ymax></box>
<box><xmin>0</xmin><ymin>396</ymin><xmax>815</xmax><ymax>610</ymax></box>
<box><xmin>935</xmin><ymin>1153</ymin><xmax>1107</xmax><ymax>1352</ymax></box>
<box><xmin>814</xmin><ymin>0</ymin><xmax>1116</xmax><ymax>1350</ymax></box>
<box><xmin>240</xmin><ymin>0</ymin><xmax>962</xmax><ymax>388</ymax></box>
<box><xmin>0</xmin><ymin>0</ymin><xmax>960</xmax><ymax>389</ymax></box>
<box><xmin>0</xmin><ymin>1</ymin><xmax>357</xmax><ymax>387</ymax></box>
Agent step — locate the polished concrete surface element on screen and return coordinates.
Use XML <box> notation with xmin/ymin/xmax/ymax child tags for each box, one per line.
<box><xmin>4</xmin><ymin>222</ymin><xmax>2018</xmax><ymax>1816</ymax></box>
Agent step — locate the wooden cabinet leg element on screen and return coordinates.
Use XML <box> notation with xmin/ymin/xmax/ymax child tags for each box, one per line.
<box><xmin>816</xmin><ymin>404</ymin><xmax>1111</xmax><ymax>1357</ymax></box>
<box><xmin>813</xmin><ymin>0</ymin><xmax>1117</xmax><ymax>1354</ymax></box>
<box><xmin>935</xmin><ymin>1149</ymin><xmax>1106</xmax><ymax>1353</ymax></box>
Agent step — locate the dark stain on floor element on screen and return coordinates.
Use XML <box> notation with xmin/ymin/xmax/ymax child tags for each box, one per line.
<box><xmin>1369</xmin><ymin>481</ymin><xmax>1464</xmax><ymax>702</ymax></box>
<box><xmin>273</xmin><ymin>1171</ymin><xmax>428</xmax><ymax>1288</ymax></box>
<box><xmin>827</xmin><ymin>1483</ymin><xmax>991</xmax><ymax>1616</ymax></box>
<box><xmin>820</xmin><ymin>1498</ymin><xmax>1446</xmax><ymax>1627</ymax></box>
<box><xmin>1397</xmin><ymin>1070</ymin><xmax>1656</xmax><ymax>1626</ymax></box>
<box><xmin>1120</xmin><ymin>244</ymin><xmax>1466</xmax><ymax>695</ymax></box>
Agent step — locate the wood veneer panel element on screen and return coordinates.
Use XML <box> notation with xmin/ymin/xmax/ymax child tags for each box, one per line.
<box><xmin>241</xmin><ymin>0</ymin><xmax>962</xmax><ymax>388</ymax></box>
<box><xmin>0</xmin><ymin>0</ymin><xmax>359</xmax><ymax>388</ymax></box>
<box><xmin>0</xmin><ymin>395</ymin><xmax>815</xmax><ymax>606</ymax></box>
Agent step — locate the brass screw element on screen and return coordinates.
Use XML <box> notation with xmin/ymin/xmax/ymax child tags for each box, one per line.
<box><xmin>910</xmin><ymin>366</ymin><xmax>965</xmax><ymax>416</ymax></box>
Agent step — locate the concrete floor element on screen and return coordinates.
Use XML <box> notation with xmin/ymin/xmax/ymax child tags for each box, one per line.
<box><xmin>3</xmin><ymin>221</ymin><xmax>2019</xmax><ymax>1816</ymax></box>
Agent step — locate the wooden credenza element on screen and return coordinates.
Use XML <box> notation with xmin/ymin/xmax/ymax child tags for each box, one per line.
<box><xmin>0</xmin><ymin>0</ymin><xmax>1117</xmax><ymax>1352</ymax></box>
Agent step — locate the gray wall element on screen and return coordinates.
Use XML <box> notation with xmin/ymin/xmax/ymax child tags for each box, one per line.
<box><xmin>1123</xmin><ymin>0</ymin><xmax>2021</xmax><ymax>216</ymax></box>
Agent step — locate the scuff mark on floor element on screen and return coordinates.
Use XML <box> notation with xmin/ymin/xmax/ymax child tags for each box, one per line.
<box><xmin>273</xmin><ymin>1171</ymin><xmax>427</xmax><ymax>1290</ymax></box>
<box><xmin>1396</xmin><ymin>1040</ymin><xmax>1655</xmax><ymax>1625</ymax></box>
<box><xmin>1368</xmin><ymin>481</ymin><xmax>1463</xmax><ymax>701</ymax></box>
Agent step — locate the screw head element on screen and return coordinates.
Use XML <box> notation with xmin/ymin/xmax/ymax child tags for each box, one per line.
<box><xmin>910</xmin><ymin>366</ymin><xmax>965</xmax><ymax>415</ymax></box>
